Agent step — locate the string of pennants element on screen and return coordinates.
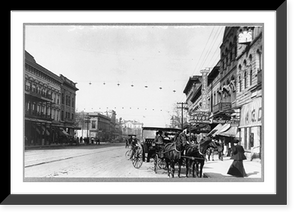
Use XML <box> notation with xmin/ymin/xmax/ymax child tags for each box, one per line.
<box><xmin>83</xmin><ymin>107</ymin><xmax>172</xmax><ymax>113</ymax></box>
<box><xmin>85</xmin><ymin>80</ymin><xmax>180</xmax><ymax>93</ymax></box>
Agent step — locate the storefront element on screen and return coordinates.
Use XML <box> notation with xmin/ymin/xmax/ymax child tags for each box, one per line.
<box><xmin>238</xmin><ymin>97</ymin><xmax>262</xmax><ymax>159</ymax></box>
<box><xmin>187</xmin><ymin>111</ymin><xmax>214</xmax><ymax>143</ymax></box>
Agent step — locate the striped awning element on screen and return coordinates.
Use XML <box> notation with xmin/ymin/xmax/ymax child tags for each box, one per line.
<box><xmin>218</xmin><ymin>126</ymin><xmax>238</xmax><ymax>137</ymax></box>
<box><xmin>212</xmin><ymin>123</ymin><xmax>231</xmax><ymax>137</ymax></box>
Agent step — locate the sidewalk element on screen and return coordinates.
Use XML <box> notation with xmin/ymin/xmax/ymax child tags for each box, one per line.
<box><xmin>203</xmin><ymin>156</ymin><xmax>262</xmax><ymax>180</ymax></box>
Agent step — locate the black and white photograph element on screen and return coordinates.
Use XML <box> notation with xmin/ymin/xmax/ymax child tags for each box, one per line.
<box><xmin>23</xmin><ymin>24</ymin><xmax>263</xmax><ymax>181</ymax></box>
<box><xmin>6</xmin><ymin>5</ymin><xmax>290</xmax><ymax>209</ymax></box>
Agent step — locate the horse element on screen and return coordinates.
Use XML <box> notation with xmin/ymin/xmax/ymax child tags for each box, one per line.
<box><xmin>185</xmin><ymin>136</ymin><xmax>214</xmax><ymax>178</ymax></box>
<box><xmin>163</xmin><ymin>131</ymin><xmax>188</xmax><ymax>178</ymax></box>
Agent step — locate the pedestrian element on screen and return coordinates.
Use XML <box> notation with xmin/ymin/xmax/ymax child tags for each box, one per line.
<box><xmin>80</xmin><ymin>136</ymin><xmax>83</xmax><ymax>144</ymax></box>
<box><xmin>227</xmin><ymin>139</ymin><xmax>247</xmax><ymax>177</ymax></box>
<box><xmin>217</xmin><ymin>140</ymin><xmax>224</xmax><ymax>161</ymax></box>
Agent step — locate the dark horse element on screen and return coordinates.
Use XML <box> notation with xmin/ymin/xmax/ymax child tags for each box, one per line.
<box><xmin>185</xmin><ymin>136</ymin><xmax>214</xmax><ymax>178</ymax></box>
<box><xmin>163</xmin><ymin>131</ymin><xmax>188</xmax><ymax>178</ymax></box>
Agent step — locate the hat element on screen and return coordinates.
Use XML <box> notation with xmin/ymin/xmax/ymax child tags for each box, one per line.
<box><xmin>233</xmin><ymin>137</ymin><xmax>240</xmax><ymax>143</ymax></box>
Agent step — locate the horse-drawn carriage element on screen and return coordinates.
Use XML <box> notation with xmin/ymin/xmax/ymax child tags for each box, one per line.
<box><xmin>139</xmin><ymin>127</ymin><xmax>216</xmax><ymax>178</ymax></box>
<box><xmin>140</xmin><ymin>127</ymin><xmax>182</xmax><ymax>173</ymax></box>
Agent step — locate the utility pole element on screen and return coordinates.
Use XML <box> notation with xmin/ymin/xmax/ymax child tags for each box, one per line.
<box><xmin>177</xmin><ymin>102</ymin><xmax>187</xmax><ymax>130</ymax></box>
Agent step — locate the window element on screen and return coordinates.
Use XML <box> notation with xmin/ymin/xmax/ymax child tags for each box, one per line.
<box><xmin>250</xmin><ymin>70</ymin><xmax>253</xmax><ymax>86</ymax></box>
<box><xmin>25</xmin><ymin>81</ymin><xmax>31</xmax><ymax>91</ymax></box>
<box><xmin>244</xmin><ymin>71</ymin><xmax>247</xmax><ymax>89</ymax></box>
<box><xmin>92</xmin><ymin>120</ymin><xmax>96</xmax><ymax>129</ymax></box>
<box><xmin>243</xmin><ymin>60</ymin><xmax>247</xmax><ymax>89</ymax></box>
<box><xmin>61</xmin><ymin>94</ymin><xmax>65</xmax><ymax>104</ymax></box>
<box><xmin>32</xmin><ymin>84</ymin><xmax>36</xmax><ymax>93</ymax></box>
<box><xmin>61</xmin><ymin>110</ymin><xmax>64</xmax><ymax>120</ymax></box>
<box><xmin>256</xmin><ymin>49</ymin><xmax>262</xmax><ymax>71</ymax></box>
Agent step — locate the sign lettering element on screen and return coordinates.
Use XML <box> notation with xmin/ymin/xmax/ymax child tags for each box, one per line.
<box><xmin>240</xmin><ymin>97</ymin><xmax>262</xmax><ymax>126</ymax></box>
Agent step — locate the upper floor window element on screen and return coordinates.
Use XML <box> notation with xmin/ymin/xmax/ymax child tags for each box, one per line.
<box><xmin>92</xmin><ymin>120</ymin><xmax>96</xmax><ymax>129</ymax></box>
<box><xmin>256</xmin><ymin>49</ymin><xmax>263</xmax><ymax>71</ymax></box>
<box><xmin>239</xmin><ymin>75</ymin><xmax>242</xmax><ymax>92</ymax></box>
<box><xmin>244</xmin><ymin>71</ymin><xmax>247</xmax><ymax>89</ymax></box>
<box><xmin>25</xmin><ymin>81</ymin><xmax>31</xmax><ymax>91</ymax></box>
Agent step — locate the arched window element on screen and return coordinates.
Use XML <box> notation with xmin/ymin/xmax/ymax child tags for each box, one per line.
<box><xmin>239</xmin><ymin>75</ymin><xmax>242</xmax><ymax>92</ymax></box>
<box><xmin>250</xmin><ymin>69</ymin><xmax>253</xmax><ymax>86</ymax></box>
<box><xmin>256</xmin><ymin>49</ymin><xmax>263</xmax><ymax>71</ymax></box>
<box><xmin>244</xmin><ymin>71</ymin><xmax>247</xmax><ymax>89</ymax></box>
<box><xmin>32</xmin><ymin>84</ymin><xmax>36</xmax><ymax>93</ymax></box>
<box><xmin>25</xmin><ymin>81</ymin><xmax>31</xmax><ymax>91</ymax></box>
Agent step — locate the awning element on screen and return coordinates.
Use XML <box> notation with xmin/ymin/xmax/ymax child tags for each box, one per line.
<box><xmin>218</xmin><ymin>126</ymin><xmax>238</xmax><ymax>137</ymax></box>
<box><xmin>189</xmin><ymin>123</ymin><xmax>211</xmax><ymax>134</ymax></box>
<box><xmin>207</xmin><ymin>123</ymin><xmax>223</xmax><ymax>136</ymax></box>
<box><xmin>59</xmin><ymin>128</ymin><xmax>70</xmax><ymax>136</ymax></box>
<box><xmin>33</xmin><ymin>125</ymin><xmax>41</xmax><ymax>134</ymax></box>
<box><xmin>212</xmin><ymin>123</ymin><xmax>231</xmax><ymax>137</ymax></box>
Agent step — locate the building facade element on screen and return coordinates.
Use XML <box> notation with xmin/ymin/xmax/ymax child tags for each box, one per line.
<box><xmin>60</xmin><ymin>74</ymin><xmax>79</xmax><ymax>136</ymax></box>
<box><xmin>214</xmin><ymin>27</ymin><xmax>239</xmax><ymax>119</ymax></box>
<box><xmin>182</xmin><ymin>26</ymin><xmax>262</xmax><ymax>160</ymax></box>
<box><xmin>76</xmin><ymin>111</ymin><xmax>123</xmax><ymax>142</ymax></box>
<box><xmin>121</xmin><ymin>120</ymin><xmax>143</xmax><ymax>140</ymax></box>
<box><xmin>235</xmin><ymin>26</ymin><xmax>263</xmax><ymax>159</ymax></box>
<box><xmin>24</xmin><ymin>51</ymin><xmax>79</xmax><ymax>146</ymax></box>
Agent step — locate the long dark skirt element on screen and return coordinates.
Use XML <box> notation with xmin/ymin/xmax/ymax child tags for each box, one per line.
<box><xmin>227</xmin><ymin>160</ymin><xmax>247</xmax><ymax>177</ymax></box>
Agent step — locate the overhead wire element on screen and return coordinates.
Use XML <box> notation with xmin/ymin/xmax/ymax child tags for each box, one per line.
<box><xmin>190</xmin><ymin>26</ymin><xmax>216</xmax><ymax>76</ymax></box>
<box><xmin>202</xmin><ymin>26</ymin><xmax>225</xmax><ymax>68</ymax></box>
<box><xmin>198</xmin><ymin>26</ymin><xmax>224</xmax><ymax>71</ymax></box>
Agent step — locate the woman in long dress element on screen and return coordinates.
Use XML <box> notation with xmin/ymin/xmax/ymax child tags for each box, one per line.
<box><xmin>227</xmin><ymin>141</ymin><xmax>247</xmax><ymax>177</ymax></box>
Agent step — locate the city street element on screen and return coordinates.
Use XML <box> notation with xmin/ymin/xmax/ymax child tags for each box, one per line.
<box><xmin>25</xmin><ymin>143</ymin><xmax>167</xmax><ymax>178</ymax></box>
<box><xmin>24</xmin><ymin>143</ymin><xmax>262</xmax><ymax>180</ymax></box>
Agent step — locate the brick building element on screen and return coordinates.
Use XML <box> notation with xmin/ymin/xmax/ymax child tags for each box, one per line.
<box><xmin>235</xmin><ymin>26</ymin><xmax>263</xmax><ymax>159</ymax></box>
<box><xmin>24</xmin><ymin>51</ymin><xmax>79</xmax><ymax>147</ymax></box>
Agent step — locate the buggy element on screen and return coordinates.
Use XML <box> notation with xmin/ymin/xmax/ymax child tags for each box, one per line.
<box><xmin>140</xmin><ymin>127</ymin><xmax>182</xmax><ymax>173</ymax></box>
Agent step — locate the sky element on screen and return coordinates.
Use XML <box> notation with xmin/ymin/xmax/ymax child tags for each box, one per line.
<box><xmin>25</xmin><ymin>24</ymin><xmax>225</xmax><ymax>127</ymax></box>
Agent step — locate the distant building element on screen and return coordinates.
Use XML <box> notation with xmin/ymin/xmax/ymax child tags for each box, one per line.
<box><xmin>76</xmin><ymin>110</ymin><xmax>122</xmax><ymax>142</ymax></box>
<box><xmin>121</xmin><ymin>120</ymin><xmax>143</xmax><ymax>140</ymax></box>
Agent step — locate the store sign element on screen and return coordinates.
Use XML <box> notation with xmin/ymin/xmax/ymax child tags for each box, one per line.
<box><xmin>188</xmin><ymin>111</ymin><xmax>212</xmax><ymax>124</ymax></box>
<box><xmin>240</xmin><ymin>97</ymin><xmax>262</xmax><ymax>126</ymax></box>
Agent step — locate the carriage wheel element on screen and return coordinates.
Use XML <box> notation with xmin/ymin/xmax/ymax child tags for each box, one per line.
<box><xmin>154</xmin><ymin>154</ymin><xmax>159</xmax><ymax>173</ymax></box>
<box><xmin>132</xmin><ymin>148</ymin><xmax>143</xmax><ymax>169</ymax></box>
<box><xmin>125</xmin><ymin>149</ymin><xmax>133</xmax><ymax>160</ymax></box>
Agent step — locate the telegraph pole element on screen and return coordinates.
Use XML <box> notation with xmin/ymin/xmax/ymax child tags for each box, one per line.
<box><xmin>177</xmin><ymin>102</ymin><xmax>187</xmax><ymax>130</ymax></box>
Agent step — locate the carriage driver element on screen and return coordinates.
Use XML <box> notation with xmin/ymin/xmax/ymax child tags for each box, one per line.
<box><xmin>154</xmin><ymin>130</ymin><xmax>164</xmax><ymax>147</ymax></box>
<box><xmin>146</xmin><ymin>130</ymin><xmax>164</xmax><ymax>162</ymax></box>
<box><xmin>155</xmin><ymin>130</ymin><xmax>165</xmax><ymax>157</ymax></box>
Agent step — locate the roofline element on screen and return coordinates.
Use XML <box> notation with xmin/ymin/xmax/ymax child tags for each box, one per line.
<box><xmin>183</xmin><ymin>76</ymin><xmax>201</xmax><ymax>94</ymax></box>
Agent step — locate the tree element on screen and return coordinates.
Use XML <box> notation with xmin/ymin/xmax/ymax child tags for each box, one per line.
<box><xmin>169</xmin><ymin>103</ymin><xmax>188</xmax><ymax>129</ymax></box>
<box><xmin>75</xmin><ymin>110</ymin><xmax>86</xmax><ymax>129</ymax></box>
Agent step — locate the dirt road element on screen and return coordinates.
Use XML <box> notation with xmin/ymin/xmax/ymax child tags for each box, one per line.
<box><xmin>24</xmin><ymin>143</ymin><xmax>168</xmax><ymax>178</ymax></box>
